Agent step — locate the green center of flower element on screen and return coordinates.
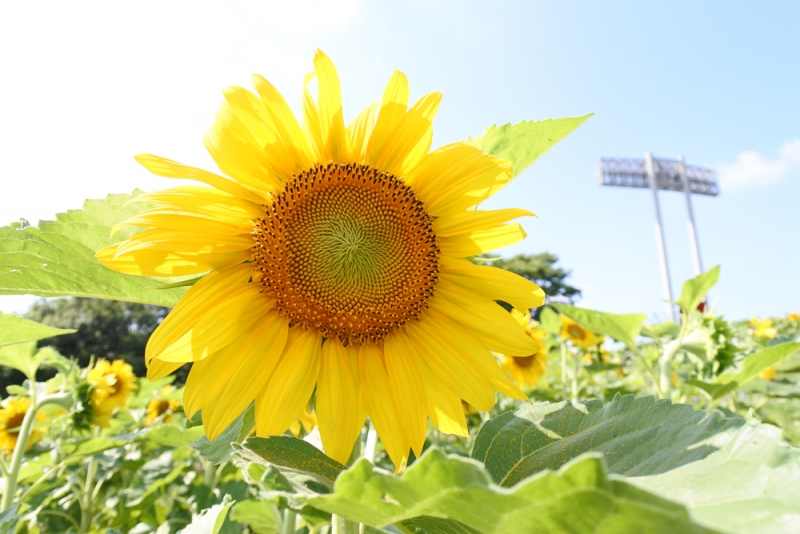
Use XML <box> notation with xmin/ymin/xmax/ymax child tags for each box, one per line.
<box><xmin>252</xmin><ymin>163</ymin><xmax>440</xmax><ymax>344</ymax></box>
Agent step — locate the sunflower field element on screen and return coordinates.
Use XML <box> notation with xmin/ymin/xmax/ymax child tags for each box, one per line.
<box><xmin>1</xmin><ymin>51</ymin><xmax>799</xmax><ymax>534</ymax></box>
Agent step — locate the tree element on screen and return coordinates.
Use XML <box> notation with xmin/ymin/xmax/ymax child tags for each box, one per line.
<box><xmin>24</xmin><ymin>298</ymin><xmax>170</xmax><ymax>379</ymax></box>
<box><xmin>476</xmin><ymin>252</ymin><xmax>581</xmax><ymax>318</ymax></box>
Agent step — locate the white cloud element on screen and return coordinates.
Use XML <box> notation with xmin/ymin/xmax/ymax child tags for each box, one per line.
<box><xmin>718</xmin><ymin>139</ymin><xmax>800</xmax><ymax>190</ymax></box>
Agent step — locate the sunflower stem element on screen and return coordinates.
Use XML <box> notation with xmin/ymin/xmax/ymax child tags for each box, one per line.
<box><xmin>280</xmin><ymin>508</ymin><xmax>297</xmax><ymax>534</ymax></box>
<box><xmin>0</xmin><ymin>385</ymin><xmax>70</xmax><ymax>511</ymax></box>
<box><xmin>331</xmin><ymin>430</ymin><xmax>364</xmax><ymax>534</ymax></box>
<box><xmin>571</xmin><ymin>350</ymin><xmax>581</xmax><ymax>402</ymax></box>
<box><xmin>560</xmin><ymin>342</ymin><xmax>568</xmax><ymax>388</ymax></box>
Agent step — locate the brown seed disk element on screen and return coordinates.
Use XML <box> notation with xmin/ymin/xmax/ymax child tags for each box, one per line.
<box><xmin>251</xmin><ymin>163</ymin><xmax>440</xmax><ymax>344</ymax></box>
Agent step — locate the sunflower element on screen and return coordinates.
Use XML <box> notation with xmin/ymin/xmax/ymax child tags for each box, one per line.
<box><xmin>89</xmin><ymin>359</ymin><xmax>138</xmax><ymax>426</ymax></box>
<box><xmin>289</xmin><ymin>407</ymin><xmax>318</xmax><ymax>438</ymax></box>
<box><xmin>787</xmin><ymin>312</ymin><xmax>799</xmax><ymax>323</ymax></box>
<box><xmin>759</xmin><ymin>367</ymin><xmax>778</xmax><ymax>381</ymax></box>
<box><xmin>748</xmin><ymin>318</ymin><xmax>777</xmax><ymax>339</ymax></box>
<box><xmin>500</xmin><ymin>309</ymin><xmax>548</xmax><ymax>388</ymax></box>
<box><xmin>0</xmin><ymin>397</ymin><xmax>45</xmax><ymax>453</ymax></box>
<box><xmin>559</xmin><ymin>315</ymin><xmax>600</xmax><ymax>349</ymax></box>
<box><xmin>97</xmin><ymin>50</ymin><xmax>545</xmax><ymax>471</ymax></box>
<box><xmin>145</xmin><ymin>386</ymin><xmax>182</xmax><ymax>425</ymax></box>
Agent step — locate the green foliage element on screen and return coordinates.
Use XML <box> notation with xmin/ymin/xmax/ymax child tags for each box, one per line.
<box><xmin>0</xmin><ymin>191</ymin><xmax>187</xmax><ymax>306</ymax></box>
<box><xmin>294</xmin><ymin>449</ymin><xmax>715</xmax><ymax>534</ymax></box>
<box><xmin>675</xmin><ymin>265</ymin><xmax>720</xmax><ymax>314</ymax></box>
<box><xmin>193</xmin><ymin>405</ymin><xmax>256</xmax><ymax>464</ymax></box>
<box><xmin>465</xmin><ymin>115</ymin><xmax>593</xmax><ymax>177</ymax></box>
<box><xmin>178</xmin><ymin>494</ymin><xmax>237</xmax><ymax>534</ymax></box>
<box><xmin>0</xmin><ymin>341</ymin><xmax>65</xmax><ymax>381</ymax></box>
<box><xmin>25</xmin><ymin>297</ymin><xmax>169</xmax><ymax>378</ymax></box>
<box><xmin>237</xmin><ymin>436</ymin><xmax>346</xmax><ymax>486</ymax></box>
<box><xmin>633</xmin><ymin>422</ymin><xmax>800</xmax><ymax>534</ymax></box>
<box><xmin>553</xmin><ymin>304</ymin><xmax>646</xmax><ymax>347</ymax></box>
<box><xmin>0</xmin><ymin>312</ymin><xmax>74</xmax><ymax>347</ymax></box>
<box><xmin>471</xmin><ymin>395</ymin><xmax>743</xmax><ymax>486</ymax></box>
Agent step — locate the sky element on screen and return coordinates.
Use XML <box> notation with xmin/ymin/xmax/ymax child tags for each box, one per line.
<box><xmin>1</xmin><ymin>0</ymin><xmax>798</xmax><ymax>322</ymax></box>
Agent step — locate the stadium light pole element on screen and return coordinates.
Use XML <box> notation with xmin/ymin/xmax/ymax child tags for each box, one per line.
<box><xmin>597</xmin><ymin>154</ymin><xmax>719</xmax><ymax>322</ymax></box>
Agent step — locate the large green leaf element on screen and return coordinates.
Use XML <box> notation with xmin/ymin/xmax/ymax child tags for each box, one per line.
<box><xmin>238</xmin><ymin>436</ymin><xmax>345</xmax><ymax>486</ymax></box>
<box><xmin>675</xmin><ymin>266</ymin><xmax>720</xmax><ymax>314</ymax></box>
<box><xmin>0</xmin><ymin>342</ymin><xmax>63</xmax><ymax>380</ymax></box>
<box><xmin>192</xmin><ymin>405</ymin><xmax>256</xmax><ymax>464</ymax></box>
<box><xmin>465</xmin><ymin>115</ymin><xmax>592</xmax><ymax>177</ymax></box>
<box><xmin>0</xmin><ymin>191</ymin><xmax>187</xmax><ymax>306</ymax></box>
<box><xmin>553</xmin><ymin>304</ymin><xmax>646</xmax><ymax>348</ymax></box>
<box><xmin>178</xmin><ymin>494</ymin><xmax>237</xmax><ymax>534</ymax></box>
<box><xmin>633</xmin><ymin>421</ymin><xmax>800</xmax><ymax>534</ymax></box>
<box><xmin>297</xmin><ymin>449</ymin><xmax>715</xmax><ymax>534</ymax></box>
<box><xmin>0</xmin><ymin>312</ymin><xmax>74</xmax><ymax>347</ymax></box>
<box><xmin>471</xmin><ymin>394</ymin><xmax>742</xmax><ymax>487</ymax></box>
<box><xmin>229</xmin><ymin>501</ymin><xmax>279</xmax><ymax>534</ymax></box>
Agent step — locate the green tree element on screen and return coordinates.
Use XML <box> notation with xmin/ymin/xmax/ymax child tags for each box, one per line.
<box><xmin>476</xmin><ymin>252</ymin><xmax>581</xmax><ymax>318</ymax></box>
<box><xmin>24</xmin><ymin>298</ymin><xmax>169</xmax><ymax>378</ymax></box>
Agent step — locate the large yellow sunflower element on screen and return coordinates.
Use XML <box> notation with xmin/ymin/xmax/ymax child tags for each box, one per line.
<box><xmin>559</xmin><ymin>315</ymin><xmax>600</xmax><ymax>350</ymax></box>
<box><xmin>501</xmin><ymin>309</ymin><xmax>548</xmax><ymax>388</ymax></box>
<box><xmin>0</xmin><ymin>397</ymin><xmax>45</xmax><ymax>453</ymax></box>
<box><xmin>89</xmin><ymin>359</ymin><xmax>138</xmax><ymax>426</ymax></box>
<box><xmin>97</xmin><ymin>50</ymin><xmax>545</xmax><ymax>471</ymax></box>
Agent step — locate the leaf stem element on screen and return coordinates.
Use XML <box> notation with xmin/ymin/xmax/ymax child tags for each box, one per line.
<box><xmin>281</xmin><ymin>508</ymin><xmax>297</xmax><ymax>534</ymax></box>
<box><xmin>331</xmin><ymin>428</ymin><xmax>364</xmax><ymax>534</ymax></box>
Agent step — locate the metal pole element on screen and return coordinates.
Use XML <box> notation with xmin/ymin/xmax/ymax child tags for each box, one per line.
<box><xmin>645</xmin><ymin>152</ymin><xmax>676</xmax><ymax>322</ymax></box>
<box><xmin>677</xmin><ymin>156</ymin><xmax>704</xmax><ymax>276</ymax></box>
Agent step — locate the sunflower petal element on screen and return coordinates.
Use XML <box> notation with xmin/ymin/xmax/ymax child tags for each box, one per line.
<box><xmin>313</xmin><ymin>50</ymin><xmax>349</xmax><ymax>162</ymax></box>
<box><xmin>384</xmin><ymin>334</ymin><xmax>428</xmax><ymax>457</ymax></box>
<box><xmin>358</xmin><ymin>343</ymin><xmax>409</xmax><ymax>473</ymax></box>
<box><xmin>255</xmin><ymin>328</ymin><xmax>322</xmax><ymax>436</ymax></box>
<box><xmin>317</xmin><ymin>338</ymin><xmax>366</xmax><ymax>464</ymax></box>
<box><xmin>440</xmin><ymin>257</ymin><xmax>546</xmax><ymax>310</ymax></box>
<box><xmin>439</xmin><ymin>223</ymin><xmax>527</xmax><ymax>258</ymax></box>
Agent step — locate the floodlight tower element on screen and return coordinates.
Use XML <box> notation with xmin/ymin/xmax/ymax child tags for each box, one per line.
<box><xmin>597</xmin><ymin>154</ymin><xmax>719</xmax><ymax>322</ymax></box>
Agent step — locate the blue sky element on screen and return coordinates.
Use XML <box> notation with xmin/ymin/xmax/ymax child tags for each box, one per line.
<box><xmin>1</xmin><ymin>0</ymin><xmax>798</xmax><ymax>321</ymax></box>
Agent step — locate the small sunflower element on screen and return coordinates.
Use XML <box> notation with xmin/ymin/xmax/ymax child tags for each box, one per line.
<box><xmin>97</xmin><ymin>50</ymin><xmax>545</xmax><ymax>471</ymax></box>
<box><xmin>559</xmin><ymin>315</ymin><xmax>600</xmax><ymax>349</ymax></box>
<box><xmin>89</xmin><ymin>359</ymin><xmax>138</xmax><ymax>426</ymax></box>
<box><xmin>145</xmin><ymin>386</ymin><xmax>182</xmax><ymax>425</ymax></box>
<box><xmin>759</xmin><ymin>367</ymin><xmax>778</xmax><ymax>381</ymax></box>
<box><xmin>787</xmin><ymin>312</ymin><xmax>799</xmax><ymax>323</ymax></box>
<box><xmin>289</xmin><ymin>407</ymin><xmax>318</xmax><ymax>437</ymax></box>
<box><xmin>0</xmin><ymin>397</ymin><xmax>45</xmax><ymax>453</ymax></box>
<box><xmin>748</xmin><ymin>318</ymin><xmax>777</xmax><ymax>339</ymax></box>
<box><xmin>500</xmin><ymin>309</ymin><xmax>548</xmax><ymax>388</ymax></box>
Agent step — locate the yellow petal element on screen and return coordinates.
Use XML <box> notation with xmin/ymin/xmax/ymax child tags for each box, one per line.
<box><xmin>439</xmin><ymin>223</ymin><xmax>527</xmax><ymax>257</ymax></box>
<box><xmin>313</xmin><ymin>50</ymin><xmax>349</xmax><ymax>162</ymax></box>
<box><xmin>146</xmin><ymin>358</ymin><xmax>185</xmax><ymax>381</ymax></box>
<box><xmin>347</xmin><ymin>101</ymin><xmax>378</xmax><ymax>161</ymax></box>
<box><xmin>112</xmin><ymin>211</ymin><xmax>251</xmax><ymax>237</ymax></box>
<box><xmin>302</xmin><ymin>71</ymin><xmax>325</xmax><ymax>162</ymax></box>
<box><xmin>255</xmin><ymin>328</ymin><xmax>322</xmax><ymax>436</ymax></box>
<box><xmin>202</xmin><ymin>312</ymin><xmax>289</xmax><ymax>440</ymax></box>
<box><xmin>97</xmin><ymin>229</ymin><xmax>252</xmax><ymax>277</ymax></box>
<box><xmin>365</xmin><ymin>71</ymin><xmax>409</xmax><ymax>169</ymax></box>
<box><xmin>408</xmin><ymin>143</ymin><xmax>512</xmax><ymax>215</ymax></box>
<box><xmin>134</xmin><ymin>154</ymin><xmax>266</xmax><ymax>204</ymax></box>
<box><xmin>397</xmin><ymin>331</ymin><xmax>467</xmax><ymax>436</ymax></box>
<box><xmin>403</xmin><ymin>322</ymin><xmax>496</xmax><ymax>411</ymax></box>
<box><xmin>434</xmin><ymin>208</ymin><xmax>534</xmax><ymax>237</ymax></box>
<box><xmin>317</xmin><ymin>338</ymin><xmax>365</xmax><ymax>464</ymax></box>
<box><xmin>251</xmin><ymin>74</ymin><xmax>314</xmax><ymax>171</ymax></box>
<box><xmin>440</xmin><ymin>257</ymin><xmax>546</xmax><ymax>310</ymax></box>
<box><xmin>183</xmin><ymin>355</ymin><xmax>221</xmax><ymax>418</ymax></box>
<box><xmin>384</xmin><ymin>334</ymin><xmax>428</xmax><ymax>457</ymax></box>
<box><xmin>430</xmin><ymin>280</ymin><xmax>539</xmax><ymax>356</ymax></box>
<box><xmin>358</xmin><ymin>343</ymin><xmax>408</xmax><ymax>473</ymax></box>
<box><xmin>145</xmin><ymin>264</ymin><xmax>255</xmax><ymax>365</ymax></box>
<box><xmin>132</xmin><ymin>186</ymin><xmax>265</xmax><ymax>221</ymax></box>
<box><xmin>372</xmin><ymin>91</ymin><xmax>442</xmax><ymax>175</ymax></box>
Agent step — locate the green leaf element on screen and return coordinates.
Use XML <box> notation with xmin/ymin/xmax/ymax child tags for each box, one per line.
<box><xmin>640</xmin><ymin>321</ymin><xmax>681</xmax><ymax>340</ymax></box>
<box><xmin>297</xmin><ymin>449</ymin><xmax>716</xmax><ymax>533</ymax></box>
<box><xmin>143</xmin><ymin>425</ymin><xmax>205</xmax><ymax>448</ymax></box>
<box><xmin>538</xmin><ymin>306</ymin><xmax>561</xmax><ymax>335</ymax></box>
<box><xmin>0</xmin><ymin>342</ymin><xmax>63</xmax><ymax>379</ymax></box>
<box><xmin>675</xmin><ymin>266</ymin><xmax>720</xmax><ymax>314</ymax></box>
<box><xmin>0</xmin><ymin>312</ymin><xmax>75</xmax><ymax>347</ymax></box>
<box><xmin>237</xmin><ymin>436</ymin><xmax>346</xmax><ymax>486</ymax></box>
<box><xmin>192</xmin><ymin>404</ymin><xmax>255</xmax><ymax>464</ymax></box>
<box><xmin>229</xmin><ymin>501</ymin><xmax>279</xmax><ymax>534</ymax></box>
<box><xmin>710</xmin><ymin>342</ymin><xmax>800</xmax><ymax>400</ymax></box>
<box><xmin>553</xmin><ymin>304</ymin><xmax>646</xmax><ymax>347</ymax></box>
<box><xmin>471</xmin><ymin>394</ymin><xmax>743</xmax><ymax>487</ymax></box>
<box><xmin>178</xmin><ymin>494</ymin><xmax>237</xmax><ymax>534</ymax></box>
<box><xmin>632</xmin><ymin>421</ymin><xmax>800</xmax><ymax>534</ymax></box>
<box><xmin>0</xmin><ymin>505</ymin><xmax>19</xmax><ymax>534</ymax></box>
<box><xmin>0</xmin><ymin>191</ymin><xmax>189</xmax><ymax>306</ymax></box>
<box><xmin>465</xmin><ymin>115</ymin><xmax>593</xmax><ymax>177</ymax></box>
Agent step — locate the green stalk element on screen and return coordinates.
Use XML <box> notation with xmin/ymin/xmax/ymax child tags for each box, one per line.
<box><xmin>0</xmin><ymin>387</ymin><xmax>71</xmax><ymax>512</ymax></box>
<box><xmin>560</xmin><ymin>342</ymin><xmax>568</xmax><ymax>387</ymax></box>
<box><xmin>332</xmin><ymin>430</ymin><xmax>364</xmax><ymax>534</ymax></box>
<box><xmin>79</xmin><ymin>453</ymin><xmax>99</xmax><ymax>533</ymax></box>
<box><xmin>659</xmin><ymin>315</ymin><xmax>690</xmax><ymax>399</ymax></box>
<box><xmin>281</xmin><ymin>508</ymin><xmax>297</xmax><ymax>534</ymax></box>
<box><xmin>571</xmin><ymin>350</ymin><xmax>581</xmax><ymax>402</ymax></box>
